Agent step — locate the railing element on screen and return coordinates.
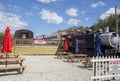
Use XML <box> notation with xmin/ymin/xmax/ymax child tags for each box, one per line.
<box><xmin>14</xmin><ymin>39</ymin><xmax>33</xmax><ymax>46</ymax></box>
<box><xmin>91</xmin><ymin>56</ymin><xmax>120</xmax><ymax>81</ymax></box>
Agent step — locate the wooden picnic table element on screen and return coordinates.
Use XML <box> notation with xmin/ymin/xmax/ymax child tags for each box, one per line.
<box><xmin>67</xmin><ymin>54</ymin><xmax>92</xmax><ymax>67</ymax></box>
<box><xmin>67</xmin><ymin>54</ymin><xmax>87</xmax><ymax>61</ymax></box>
<box><xmin>0</xmin><ymin>54</ymin><xmax>20</xmax><ymax>58</ymax></box>
<box><xmin>0</xmin><ymin>53</ymin><xmax>26</xmax><ymax>73</ymax></box>
<box><xmin>57</xmin><ymin>51</ymin><xmax>71</xmax><ymax>58</ymax></box>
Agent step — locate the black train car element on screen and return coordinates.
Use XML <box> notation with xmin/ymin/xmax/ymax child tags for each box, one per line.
<box><xmin>77</xmin><ymin>34</ymin><xmax>95</xmax><ymax>56</ymax></box>
<box><xmin>14</xmin><ymin>29</ymin><xmax>34</xmax><ymax>45</ymax></box>
<box><xmin>15</xmin><ymin>29</ymin><xmax>33</xmax><ymax>39</ymax></box>
<box><xmin>63</xmin><ymin>30</ymin><xmax>120</xmax><ymax>57</ymax></box>
<box><xmin>62</xmin><ymin>33</ymin><xmax>74</xmax><ymax>52</ymax></box>
<box><xmin>64</xmin><ymin>33</ymin><xmax>95</xmax><ymax>57</ymax></box>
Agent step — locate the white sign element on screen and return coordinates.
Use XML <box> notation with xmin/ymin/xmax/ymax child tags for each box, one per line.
<box><xmin>34</xmin><ymin>39</ymin><xmax>46</xmax><ymax>44</ymax></box>
<box><xmin>109</xmin><ymin>61</ymin><xmax>120</xmax><ymax>73</ymax></box>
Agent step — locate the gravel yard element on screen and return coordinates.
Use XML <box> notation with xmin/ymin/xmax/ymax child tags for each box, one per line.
<box><xmin>0</xmin><ymin>55</ymin><xmax>94</xmax><ymax>81</ymax></box>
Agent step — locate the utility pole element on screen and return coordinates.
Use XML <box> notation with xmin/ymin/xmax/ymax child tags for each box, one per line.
<box><xmin>115</xmin><ymin>6</ymin><xmax>118</xmax><ymax>33</ymax></box>
<box><xmin>41</xmin><ymin>35</ymin><xmax>46</xmax><ymax>39</ymax></box>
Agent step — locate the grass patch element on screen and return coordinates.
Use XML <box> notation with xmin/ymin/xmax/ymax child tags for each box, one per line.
<box><xmin>13</xmin><ymin>46</ymin><xmax>59</xmax><ymax>55</ymax></box>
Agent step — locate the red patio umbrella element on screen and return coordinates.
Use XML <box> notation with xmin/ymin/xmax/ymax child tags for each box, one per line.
<box><xmin>63</xmin><ymin>39</ymin><xmax>68</xmax><ymax>51</ymax></box>
<box><xmin>1</xmin><ymin>27</ymin><xmax>12</xmax><ymax>53</ymax></box>
<box><xmin>1</xmin><ymin>27</ymin><xmax>12</xmax><ymax>67</ymax></box>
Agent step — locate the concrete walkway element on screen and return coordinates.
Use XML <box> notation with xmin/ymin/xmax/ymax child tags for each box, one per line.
<box><xmin>0</xmin><ymin>55</ymin><xmax>93</xmax><ymax>81</ymax></box>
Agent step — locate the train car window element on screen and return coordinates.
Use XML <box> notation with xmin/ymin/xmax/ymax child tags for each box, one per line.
<box><xmin>112</xmin><ymin>33</ymin><xmax>117</xmax><ymax>36</ymax></box>
<box><xmin>69</xmin><ymin>42</ymin><xmax>73</xmax><ymax>47</ymax></box>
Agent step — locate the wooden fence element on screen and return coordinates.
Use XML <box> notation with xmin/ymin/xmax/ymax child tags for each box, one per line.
<box><xmin>91</xmin><ymin>56</ymin><xmax>120</xmax><ymax>81</ymax></box>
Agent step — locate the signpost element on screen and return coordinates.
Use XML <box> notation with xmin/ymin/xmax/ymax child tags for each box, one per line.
<box><xmin>109</xmin><ymin>60</ymin><xmax>120</xmax><ymax>74</ymax></box>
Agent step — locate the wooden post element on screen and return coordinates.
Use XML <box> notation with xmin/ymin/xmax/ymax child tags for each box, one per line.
<box><xmin>14</xmin><ymin>39</ymin><xmax>16</xmax><ymax>54</ymax></box>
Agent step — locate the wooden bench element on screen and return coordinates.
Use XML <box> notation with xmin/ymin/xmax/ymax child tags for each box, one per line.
<box><xmin>0</xmin><ymin>66</ymin><xmax>27</xmax><ymax>73</ymax></box>
<box><xmin>0</xmin><ymin>57</ymin><xmax>25</xmax><ymax>61</ymax></box>
<box><xmin>67</xmin><ymin>54</ymin><xmax>88</xmax><ymax>62</ymax></box>
<box><xmin>0</xmin><ymin>55</ymin><xmax>26</xmax><ymax>73</ymax></box>
<box><xmin>0</xmin><ymin>54</ymin><xmax>20</xmax><ymax>58</ymax></box>
<box><xmin>67</xmin><ymin>54</ymin><xmax>74</xmax><ymax>61</ymax></box>
<box><xmin>0</xmin><ymin>57</ymin><xmax>25</xmax><ymax>65</ymax></box>
<box><xmin>67</xmin><ymin>54</ymin><xmax>92</xmax><ymax>67</ymax></box>
<box><xmin>57</xmin><ymin>52</ymin><xmax>70</xmax><ymax>58</ymax></box>
<box><xmin>82</xmin><ymin>61</ymin><xmax>92</xmax><ymax>67</ymax></box>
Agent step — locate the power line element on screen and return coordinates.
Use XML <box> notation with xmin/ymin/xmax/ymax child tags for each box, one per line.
<box><xmin>1</xmin><ymin>0</ymin><xmax>104</xmax><ymax>16</ymax></box>
<box><xmin>1</xmin><ymin>0</ymin><xmax>36</xmax><ymax>11</ymax></box>
<box><xmin>32</xmin><ymin>0</ymin><xmax>102</xmax><ymax>16</ymax></box>
<box><xmin>1</xmin><ymin>0</ymin><xmax>119</xmax><ymax>19</ymax></box>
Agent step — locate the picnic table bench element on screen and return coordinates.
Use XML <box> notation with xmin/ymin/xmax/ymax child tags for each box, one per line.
<box><xmin>0</xmin><ymin>57</ymin><xmax>25</xmax><ymax>64</ymax></box>
<box><xmin>67</xmin><ymin>54</ymin><xmax>87</xmax><ymax>61</ymax></box>
<box><xmin>0</xmin><ymin>54</ymin><xmax>26</xmax><ymax>73</ymax></box>
<box><xmin>67</xmin><ymin>54</ymin><xmax>92</xmax><ymax>67</ymax></box>
<box><xmin>57</xmin><ymin>51</ymin><xmax>71</xmax><ymax>58</ymax></box>
<box><xmin>0</xmin><ymin>66</ymin><xmax>27</xmax><ymax>72</ymax></box>
<box><xmin>82</xmin><ymin>58</ymin><xmax>92</xmax><ymax>67</ymax></box>
<box><xmin>0</xmin><ymin>54</ymin><xmax>20</xmax><ymax>58</ymax></box>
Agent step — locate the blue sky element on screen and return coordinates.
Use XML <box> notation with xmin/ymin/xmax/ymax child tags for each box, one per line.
<box><xmin>0</xmin><ymin>0</ymin><xmax>120</xmax><ymax>37</ymax></box>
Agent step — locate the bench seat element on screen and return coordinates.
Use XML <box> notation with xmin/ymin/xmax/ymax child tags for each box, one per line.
<box><xmin>82</xmin><ymin>61</ymin><xmax>92</xmax><ymax>67</ymax></box>
<box><xmin>67</xmin><ymin>54</ymin><xmax>88</xmax><ymax>61</ymax></box>
<box><xmin>0</xmin><ymin>54</ymin><xmax>20</xmax><ymax>58</ymax></box>
<box><xmin>0</xmin><ymin>57</ymin><xmax>25</xmax><ymax>62</ymax></box>
<box><xmin>0</xmin><ymin>66</ymin><xmax>27</xmax><ymax>70</ymax></box>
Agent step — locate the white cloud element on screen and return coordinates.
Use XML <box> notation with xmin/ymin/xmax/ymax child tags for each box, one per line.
<box><xmin>91</xmin><ymin>1</ymin><xmax>106</xmax><ymax>8</ymax></box>
<box><xmin>67</xmin><ymin>18</ymin><xmax>80</xmax><ymax>26</ymax></box>
<box><xmin>100</xmin><ymin>7</ymin><xmax>120</xmax><ymax>20</ymax></box>
<box><xmin>85</xmin><ymin>18</ymin><xmax>89</xmax><ymax>21</ymax></box>
<box><xmin>0</xmin><ymin>3</ymin><xmax>3</xmax><ymax>10</ymax></box>
<box><xmin>0</xmin><ymin>11</ymin><xmax>28</xmax><ymax>32</ymax></box>
<box><xmin>66</xmin><ymin>8</ymin><xmax>78</xmax><ymax>16</ymax></box>
<box><xmin>39</xmin><ymin>9</ymin><xmax>63</xmax><ymax>24</ymax></box>
<box><xmin>36</xmin><ymin>0</ymin><xmax>57</xmax><ymax>3</ymax></box>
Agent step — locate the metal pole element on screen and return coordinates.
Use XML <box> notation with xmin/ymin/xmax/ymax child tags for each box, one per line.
<box><xmin>94</xmin><ymin>62</ymin><xmax>96</xmax><ymax>81</ymax></box>
<box><xmin>115</xmin><ymin>6</ymin><xmax>118</xmax><ymax>33</ymax></box>
<box><xmin>115</xmin><ymin>6</ymin><xmax>120</xmax><ymax>50</ymax></box>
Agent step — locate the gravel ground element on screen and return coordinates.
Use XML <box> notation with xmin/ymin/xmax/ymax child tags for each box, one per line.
<box><xmin>0</xmin><ymin>55</ymin><xmax>119</xmax><ymax>81</ymax></box>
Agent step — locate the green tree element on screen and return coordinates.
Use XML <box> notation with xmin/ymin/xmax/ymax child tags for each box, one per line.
<box><xmin>91</xmin><ymin>14</ymin><xmax>120</xmax><ymax>34</ymax></box>
<box><xmin>0</xmin><ymin>32</ymin><xmax>4</xmax><ymax>45</ymax></box>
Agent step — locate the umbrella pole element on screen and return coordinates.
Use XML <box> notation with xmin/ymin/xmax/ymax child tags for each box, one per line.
<box><xmin>6</xmin><ymin>53</ymin><xmax>7</xmax><ymax>67</ymax></box>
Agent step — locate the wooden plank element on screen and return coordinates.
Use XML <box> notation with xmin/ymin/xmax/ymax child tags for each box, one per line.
<box><xmin>57</xmin><ymin>52</ymin><xmax>71</xmax><ymax>58</ymax></box>
<box><xmin>75</xmin><ymin>58</ymin><xmax>89</xmax><ymax>61</ymax></box>
<box><xmin>82</xmin><ymin>62</ymin><xmax>92</xmax><ymax>67</ymax></box>
<box><xmin>0</xmin><ymin>54</ymin><xmax>20</xmax><ymax>58</ymax></box>
<box><xmin>67</xmin><ymin>54</ymin><xmax>89</xmax><ymax>61</ymax></box>
<box><xmin>67</xmin><ymin>54</ymin><xmax>74</xmax><ymax>61</ymax></box>
<box><xmin>0</xmin><ymin>66</ymin><xmax>27</xmax><ymax>70</ymax></box>
<box><xmin>74</xmin><ymin>54</ymin><xmax>87</xmax><ymax>57</ymax></box>
<box><xmin>0</xmin><ymin>61</ymin><xmax>21</xmax><ymax>65</ymax></box>
<box><xmin>0</xmin><ymin>57</ymin><xmax>25</xmax><ymax>62</ymax></box>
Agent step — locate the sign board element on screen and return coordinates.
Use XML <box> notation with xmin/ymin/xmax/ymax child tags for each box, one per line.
<box><xmin>34</xmin><ymin>39</ymin><xmax>46</xmax><ymax>44</ymax></box>
<box><xmin>109</xmin><ymin>60</ymin><xmax>120</xmax><ymax>74</ymax></box>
